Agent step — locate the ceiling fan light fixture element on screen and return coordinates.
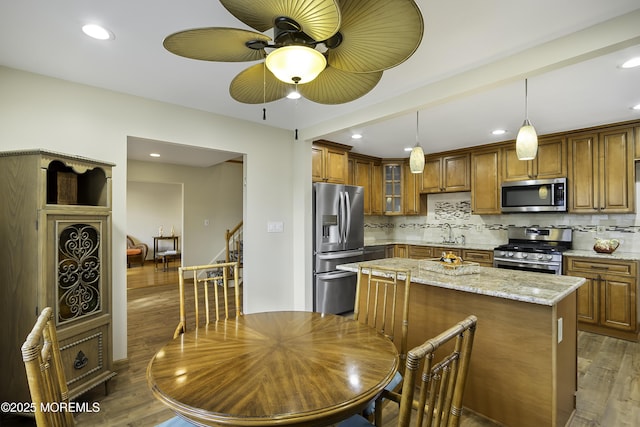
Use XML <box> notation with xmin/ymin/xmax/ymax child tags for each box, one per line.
<box><xmin>515</xmin><ymin>79</ymin><xmax>538</xmax><ymax>160</ymax></box>
<box><xmin>265</xmin><ymin>46</ymin><xmax>326</xmax><ymax>84</ymax></box>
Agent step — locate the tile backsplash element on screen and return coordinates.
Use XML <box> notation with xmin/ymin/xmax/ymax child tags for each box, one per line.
<box><xmin>364</xmin><ymin>163</ymin><xmax>640</xmax><ymax>253</ymax></box>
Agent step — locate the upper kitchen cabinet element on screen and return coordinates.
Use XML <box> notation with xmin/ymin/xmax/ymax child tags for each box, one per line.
<box><xmin>403</xmin><ymin>161</ymin><xmax>425</xmax><ymax>216</ymax></box>
<box><xmin>349</xmin><ymin>153</ymin><xmax>383</xmax><ymax>215</ymax></box>
<box><xmin>635</xmin><ymin>125</ymin><xmax>640</xmax><ymax>160</ymax></box>
<box><xmin>471</xmin><ymin>146</ymin><xmax>502</xmax><ymax>215</ymax></box>
<box><xmin>312</xmin><ymin>140</ymin><xmax>351</xmax><ymax>184</ymax></box>
<box><xmin>383</xmin><ymin>162</ymin><xmax>403</xmax><ymax>215</ymax></box>
<box><xmin>567</xmin><ymin>125</ymin><xmax>635</xmax><ymax>213</ymax></box>
<box><xmin>502</xmin><ymin>136</ymin><xmax>566</xmax><ymax>181</ymax></box>
<box><xmin>421</xmin><ymin>152</ymin><xmax>470</xmax><ymax>193</ymax></box>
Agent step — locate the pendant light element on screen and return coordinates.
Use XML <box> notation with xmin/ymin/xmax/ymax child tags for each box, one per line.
<box><xmin>515</xmin><ymin>78</ymin><xmax>538</xmax><ymax>160</ymax></box>
<box><xmin>409</xmin><ymin>111</ymin><xmax>425</xmax><ymax>173</ymax></box>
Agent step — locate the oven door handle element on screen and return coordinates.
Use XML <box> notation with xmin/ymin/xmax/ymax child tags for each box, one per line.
<box><xmin>493</xmin><ymin>257</ymin><xmax>559</xmax><ymax>267</ymax></box>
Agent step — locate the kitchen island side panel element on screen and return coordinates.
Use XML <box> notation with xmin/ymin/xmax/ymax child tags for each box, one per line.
<box><xmin>359</xmin><ymin>276</ymin><xmax>576</xmax><ymax>427</ymax></box>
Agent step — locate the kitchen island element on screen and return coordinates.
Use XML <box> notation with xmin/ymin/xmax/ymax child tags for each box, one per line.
<box><xmin>338</xmin><ymin>258</ymin><xmax>586</xmax><ymax>427</ymax></box>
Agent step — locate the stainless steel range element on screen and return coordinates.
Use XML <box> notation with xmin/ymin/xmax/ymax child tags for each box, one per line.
<box><xmin>493</xmin><ymin>227</ymin><xmax>572</xmax><ymax>275</ymax></box>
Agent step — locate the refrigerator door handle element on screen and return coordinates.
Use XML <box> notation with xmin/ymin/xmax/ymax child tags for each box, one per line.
<box><xmin>338</xmin><ymin>191</ymin><xmax>345</xmax><ymax>244</ymax></box>
<box><xmin>316</xmin><ymin>249</ymin><xmax>364</xmax><ymax>260</ymax></box>
<box><xmin>344</xmin><ymin>190</ymin><xmax>351</xmax><ymax>243</ymax></box>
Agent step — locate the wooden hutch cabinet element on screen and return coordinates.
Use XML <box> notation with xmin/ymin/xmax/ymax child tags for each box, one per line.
<box><xmin>0</xmin><ymin>150</ymin><xmax>116</xmax><ymax>404</ymax></box>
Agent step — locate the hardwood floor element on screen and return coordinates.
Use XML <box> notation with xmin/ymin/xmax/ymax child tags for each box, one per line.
<box><xmin>3</xmin><ymin>264</ymin><xmax>639</xmax><ymax>426</ymax></box>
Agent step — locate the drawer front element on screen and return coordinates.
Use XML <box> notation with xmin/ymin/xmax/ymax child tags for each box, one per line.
<box><xmin>59</xmin><ymin>325</ymin><xmax>109</xmax><ymax>389</ymax></box>
<box><xmin>462</xmin><ymin>249</ymin><xmax>493</xmax><ymax>265</ymax></box>
<box><xmin>565</xmin><ymin>257</ymin><xmax>637</xmax><ymax>277</ymax></box>
<box><xmin>408</xmin><ymin>245</ymin><xmax>434</xmax><ymax>259</ymax></box>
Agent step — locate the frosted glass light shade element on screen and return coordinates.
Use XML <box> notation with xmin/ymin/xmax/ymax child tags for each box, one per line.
<box><xmin>516</xmin><ymin>120</ymin><xmax>538</xmax><ymax>160</ymax></box>
<box><xmin>409</xmin><ymin>145</ymin><xmax>425</xmax><ymax>173</ymax></box>
<box><xmin>265</xmin><ymin>46</ymin><xmax>326</xmax><ymax>84</ymax></box>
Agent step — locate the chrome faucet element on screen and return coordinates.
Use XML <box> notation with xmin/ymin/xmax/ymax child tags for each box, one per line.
<box><xmin>442</xmin><ymin>223</ymin><xmax>454</xmax><ymax>243</ymax></box>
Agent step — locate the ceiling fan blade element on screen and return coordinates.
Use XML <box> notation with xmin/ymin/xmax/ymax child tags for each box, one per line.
<box><xmin>163</xmin><ymin>28</ymin><xmax>270</xmax><ymax>62</ymax></box>
<box><xmin>327</xmin><ymin>0</ymin><xmax>424</xmax><ymax>73</ymax></box>
<box><xmin>220</xmin><ymin>0</ymin><xmax>341</xmax><ymax>42</ymax></box>
<box><xmin>298</xmin><ymin>66</ymin><xmax>382</xmax><ymax>104</ymax></box>
<box><xmin>229</xmin><ymin>63</ymin><xmax>290</xmax><ymax>104</ymax></box>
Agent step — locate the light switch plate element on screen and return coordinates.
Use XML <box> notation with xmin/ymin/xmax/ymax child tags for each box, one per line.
<box><xmin>267</xmin><ymin>221</ymin><xmax>284</xmax><ymax>233</ymax></box>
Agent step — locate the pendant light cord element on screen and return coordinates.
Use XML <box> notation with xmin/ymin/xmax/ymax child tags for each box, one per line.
<box><xmin>415</xmin><ymin>111</ymin><xmax>420</xmax><ymax>146</ymax></box>
<box><xmin>524</xmin><ymin>78</ymin><xmax>528</xmax><ymax>121</ymax></box>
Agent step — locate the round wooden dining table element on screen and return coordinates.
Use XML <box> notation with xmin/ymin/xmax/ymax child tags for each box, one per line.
<box><xmin>147</xmin><ymin>311</ymin><xmax>399</xmax><ymax>427</ymax></box>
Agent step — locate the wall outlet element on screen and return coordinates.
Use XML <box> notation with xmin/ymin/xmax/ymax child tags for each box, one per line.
<box><xmin>204</xmin><ymin>219</ymin><xmax>209</xmax><ymax>226</ymax></box>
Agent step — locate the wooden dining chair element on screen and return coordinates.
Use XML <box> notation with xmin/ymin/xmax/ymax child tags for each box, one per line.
<box><xmin>339</xmin><ymin>315</ymin><xmax>478</xmax><ymax>427</ymax></box>
<box><xmin>173</xmin><ymin>261</ymin><xmax>241</xmax><ymax>338</ymax></box>
<box><xmin>354</xmin><ymin>264</ymin><xmax>412</xmax><ymax>417</ymax></box>
<box><xmin>21</xmin><ymin>307</ymin><xmax>75</xmax><ymax>427</ymax></box>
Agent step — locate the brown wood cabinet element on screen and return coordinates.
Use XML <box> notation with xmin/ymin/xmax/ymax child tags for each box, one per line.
<box><xmin>0</xmin><ymin>150</ymin><xmax>116</xmax><ymax>403</ymax></box>
<box><xmin>349</xmin><ymin>153</ymin><xmax>383</xmax><ymax>216</ymax></box>
<box><xmin>312</xmin><ymin>140</ymin><xmax>350</xmax><ymax>184</ymax></box>
<box><xmin>462</xmin><ymin>249</ymin><xmax>494</xmax><ymax>267</ymax></box>
<box><xmin>502</xmin><ymin>136</ymin><xmax>566</xmax><ymax>181</ymax></box>
<box><xmin>382</xmin><ymin>162</ymin><xmax>403</xmax><ymax>215</ymax></box>
<box><xmin>421</xmin><ymin>152</ymin><xmax>470</xmax><ymax>193</ymax></box>
<box><xmin>564</xmin><ymin>256</ymin><xmax>639</xmax><ymax>341</ymax></box>
<box><xmin>635</xmin><ymin>125</ymin><xmax>640</xmax><ymax>160</ymax></box>
<box><xmin>403</xmin><ymin>161</ymin><xmax>424</xmax><ymax>216</ymax></box>
<box><xmin>471</xmin><ymin>146</ymin><xmax>501</xmax><ymax>215</ymax></box>
<box><xmin>567</xmin><ymin>126</ymin><xmax>635</xmax><ymax>213</ymax></box>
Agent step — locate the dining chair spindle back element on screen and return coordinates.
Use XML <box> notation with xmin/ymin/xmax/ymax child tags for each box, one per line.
<box><xmin>21</xmin><ymin>307</ymin><xmax>75</xmax><ymax>427</ymax></box>
<box><xmin>340</xmin><ymin>314</ymin><xmax>478</xmax><ymax>427</ymax></box>
<box><xmin>354</xmin><ymin>264</ymin><xmax>412</xmax><ymax>418</ymax></box>
<box><xmin>355</xmin><ymin>264</ymin><xmax>412</xmax><ymax>373</ymax></box>
<box><xmin>173</xmin><ymin>261</ymin><xmax>241</xmax><ymax>338</ymax></box>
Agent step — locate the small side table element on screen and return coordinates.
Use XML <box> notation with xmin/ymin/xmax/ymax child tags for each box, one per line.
<box><xmin>153</xmin><ymin>236</ymin><xmax>179</xmax><ymax>271</ymax></box>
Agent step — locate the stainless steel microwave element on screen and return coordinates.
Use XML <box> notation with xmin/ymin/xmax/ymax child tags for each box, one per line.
<box><xmin>501</xmin><ymin>178</ymin><xmax>567</xmax><ymax>213</ymax></box>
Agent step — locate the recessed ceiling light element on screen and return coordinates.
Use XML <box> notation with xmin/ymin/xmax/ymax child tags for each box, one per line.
<box><xmin>621</xmin><ymin>57</ymin><xmax>640</xmax><ymax>69</ymax></box>
<box><xmin>82</xmin><ymin>24</ymin><xmax>114</xmax><ymax>40</ymax></box>
<box><xmin>492</xmin><ymin>129</ymin><xmax>507</xmax><ymax>135</ymax></box>
<box><xmin>632</xmin><ymin>103</ymin><xmax>640</xmax><ymax>111</ymax></box>
<box><xmin>403</xmin><ymin>147</ymin><xmax>413</xmax><ymax>152</ymax></box>
<box><xmin>150</xmin><ymin>153</ymin><xmax>161</xmax><ymax>158</ymax></box>
<box><xmin>351</xmin><ymin>133</ymin><xmax>362</xmax><ymax>139</ymax></box>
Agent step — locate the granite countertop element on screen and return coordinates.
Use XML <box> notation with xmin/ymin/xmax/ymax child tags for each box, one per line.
<box><xmin>338</xmin><ymin>257</ymin><xmax>585</xmax><ymax>306</ymax></box>
<box><xmin>365</xmin><ymin>240</ymin><xmax>640</xmax><ymax>261</ymax></box>
<box><xmin>365</xmin><ymin>240</ymin><xmax>497</xmax><ymax>251</ymax></box>
<box><xmin>563</xmin><ymin>249</ymin><xmax>640</xmax><ymax>261</ymax></box>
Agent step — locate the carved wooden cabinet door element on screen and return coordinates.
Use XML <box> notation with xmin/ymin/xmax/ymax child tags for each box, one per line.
<box><xmin>53</xmin><ymin>218</ymin><xmax>106</xmax><ymax>324</ymax></box>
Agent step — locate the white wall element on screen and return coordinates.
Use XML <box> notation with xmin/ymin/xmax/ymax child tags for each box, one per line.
<box><xmin>127</xmin><ymin>181</ymin><xmax>183</xmax><ymax>258</ymax></box>
<box><xmin>127</xmin><ymin>159</ymin><xmax>244</xmax><ymax>266</ymax></box>
<box><xmin>0</xmin><ymin>66</ymin><xmax>312</xmax><ymax>362</ymax></box>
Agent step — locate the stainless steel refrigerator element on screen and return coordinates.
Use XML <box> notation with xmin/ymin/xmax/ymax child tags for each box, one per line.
<box><xmin>313</xmin><ymin>182</ymin><xmax>364</xmax><ymax>314</ymax></box>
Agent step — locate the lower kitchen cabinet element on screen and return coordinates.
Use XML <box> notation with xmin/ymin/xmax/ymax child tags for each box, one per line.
<box><xmin>462</xmin><ymin>249</ymin><xmax>494</xmax><ymax>267</ymax></box>
<box><xmin>564</xmin><ymin>256</ymin><xmax>639</xmax><ymax>341</ymax></box>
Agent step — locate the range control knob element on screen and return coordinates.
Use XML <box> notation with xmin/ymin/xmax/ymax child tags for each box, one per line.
<box><xmin>520</xmin><ymin>253</ymin><xmax>528</xmax><ymax>259</ymax></box>
<box><xmin>507</xmin><ymin>252</ymin><xmax>514</xmax><ymax>257</ymax></box>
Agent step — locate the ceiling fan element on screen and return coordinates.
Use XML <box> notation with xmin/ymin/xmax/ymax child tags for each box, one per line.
<box><xmin>163</xmin><ymin>0</ymin><xmax>424</xmax><ymax>105</ymax></box>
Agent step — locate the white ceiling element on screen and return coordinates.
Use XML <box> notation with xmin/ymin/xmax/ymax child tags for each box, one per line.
<box><xmin>1</xmin><ymin>1</ymin><xmax>639</xmax><ymax>165</ymax></box>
